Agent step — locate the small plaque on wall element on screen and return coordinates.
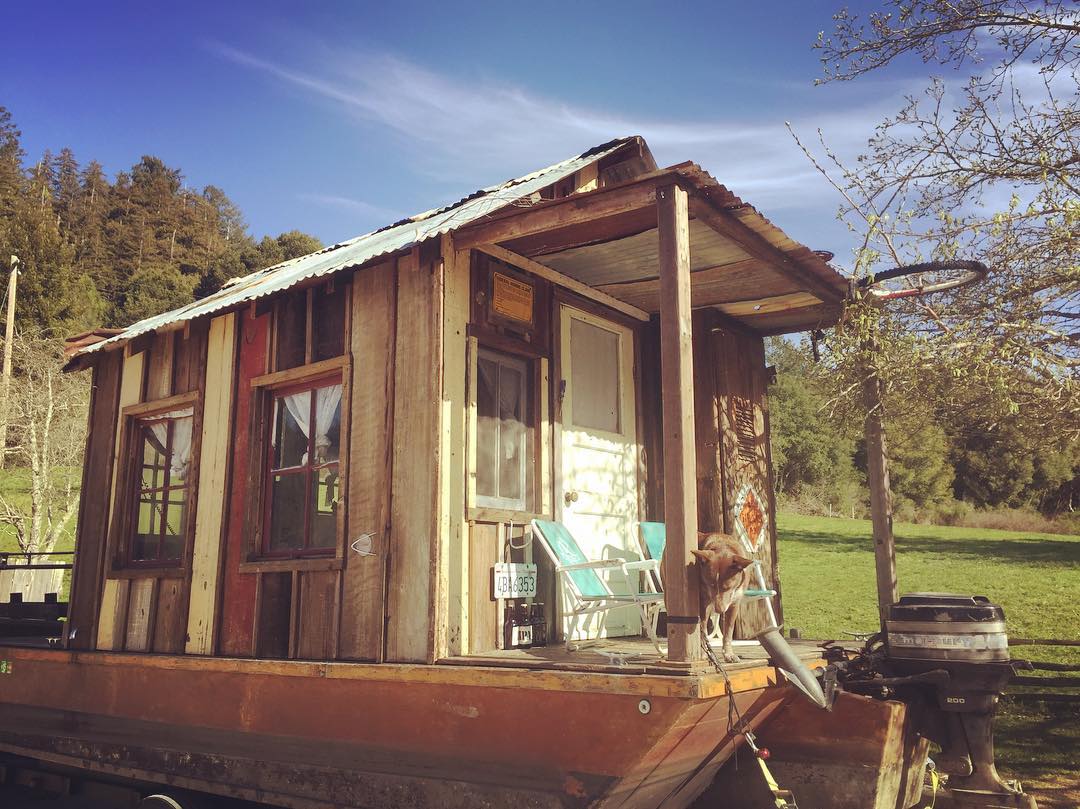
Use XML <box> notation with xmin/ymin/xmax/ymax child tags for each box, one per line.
<box><xmin>491</xmin><ymin>271</ymin><xmax>534</xmax><ymax>326</ymax></box>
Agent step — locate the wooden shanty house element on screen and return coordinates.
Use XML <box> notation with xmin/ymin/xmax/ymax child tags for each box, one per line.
<box><xmin>0</xmin><ymin>137</ymin><xmax>929</xmax><ymax>809</ymax></box>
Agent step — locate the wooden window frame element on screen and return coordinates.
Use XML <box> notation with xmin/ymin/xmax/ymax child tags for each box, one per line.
<box><xmin>243</xmin><ymin>355</ymin><xmax>352</xmax><ymax>571</ymax></box>
<box><xmin>109</xmin><ymin>390</ymin><xmax>201</xmax><ymax>576</ymax></box>
<box><xmin>260</xmin><ymin>374</ymin><xmax>344</xmax><ymax>559</ymax></box>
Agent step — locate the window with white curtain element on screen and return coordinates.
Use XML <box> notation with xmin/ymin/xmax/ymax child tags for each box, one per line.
<box><xmin>476</xmin><ymin>349</ymin><xmax>533</xmax><ymax>512</ymax></box>
<box><xmin>130</xmin><ymin>407</ymin><xmax>194</xmax><ymax>564</ymax></box>
<box><xmin>264</xmin><ymin>378</ymin><xmax>343</xmax><ymax>555</ymax></box>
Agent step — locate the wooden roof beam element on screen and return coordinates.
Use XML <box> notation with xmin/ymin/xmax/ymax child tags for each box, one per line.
<box><xmin>453</xmin><ymin>173</ymin><xmax>665</xmax><ymax>251</ymax></box>
<box><xmin>688</xmin><ymin>195</ymin><xmax>845</xmax><ymax>305</ymax></box>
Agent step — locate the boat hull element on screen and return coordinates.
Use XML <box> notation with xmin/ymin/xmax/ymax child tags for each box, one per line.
<box><xmin>0</xmin><ymin>647</ymin><xmax>794</xmax><ymax>809</ymax></box>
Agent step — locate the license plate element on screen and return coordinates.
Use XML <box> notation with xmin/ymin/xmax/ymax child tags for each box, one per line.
<box><xmin>493</xmin><ymin>563</ymin><xmax>537</xmax><ymax>599</ymax></box>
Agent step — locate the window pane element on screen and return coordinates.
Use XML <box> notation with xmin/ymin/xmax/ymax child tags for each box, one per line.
<box><xmin>136</xmin><ymin>499</ymin><xmax>153</xmax><ymax>535</ymax></box>
<box><xmin>130</xmin><ymin>413</ymin><xmax>191</xmax><ymax>564</ymax></box>
<box><xmin>310</xmin><ymin>467</ymin><xmax>338</xmax><ymax>549</ymax></box>
<box><xmin>497</xmin><ymin>365</ymin><xmax>524</xmax><ymax>501</ymax></box>
<box><xmin>273</xmin><ymin>393</ymin><xmax>311</xmax><ymax>469</ymax></box>
<box><xmin>476</xmin><ymin>358</ymin><xmax>498</xmax><ymax>500</ymax></box>
<box><xmin>132</xmin><ymin>532</ymin><xmax>159</xmax><ymax>562</ymax></box>
<box><xmin>312</xmin><ymin>384</ymin><xmax>342</xmax><ymax>464</ymax></box>
<box><xmin>475</xmin><ymin>351</ymin><xmax>532</xmax><ymax>511</ymax></box>
<box><xmin>162</xmin><ymin>500</ymin><xmax>185</xmax><ymax>538</ymax></box>
<box><xmin>268</xmin><ymin>473</ymin><xmax>306</xmax><ymax>550</ymax></box>
<box><xmin>570</xmin><ymin>318</ymin><xmax>620</xmax><ymax>433</ymax></box>
<box><xmin>162</xmin><ymin>531</ymin><xmax>184</xmax><ymax>562</ymax></box>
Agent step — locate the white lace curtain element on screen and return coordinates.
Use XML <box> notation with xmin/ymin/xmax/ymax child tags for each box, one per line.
<box><xmin>144</xmin><ymin>407</ymin><xmax>194</xmax><ymax>482</ymax></box>
<box><xmin>477</xmin><ymin>360</ymin><xmax>523</xmax><ymax>463</ymax></box>
<box><xmin>283</xmin><ymin>384</ymin><xmax>342</xmax><ymax>464</ymax></box>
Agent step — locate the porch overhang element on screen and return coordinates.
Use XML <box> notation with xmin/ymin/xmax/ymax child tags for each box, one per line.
<box><xmin>454</xmin><ymin>163</ymin><xmax>849</xmax><ymax>335</ymax></box>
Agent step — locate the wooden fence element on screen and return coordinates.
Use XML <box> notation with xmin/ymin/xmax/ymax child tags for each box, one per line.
<box><xmin>0</xmin><ymin>552</ymin><xmax>72</xmax><ymax>603</ymax></box>
<box><xmin>1006</xmin><ymin>638</ymin><xmax>1080</xmax><ymax>702</ymax></box>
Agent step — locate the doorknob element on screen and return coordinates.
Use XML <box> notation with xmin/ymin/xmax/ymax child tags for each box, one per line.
<box><xmin>564</xmin><ymin>491</ymin><xmax>580</xmax><ymax>506</ymax></box>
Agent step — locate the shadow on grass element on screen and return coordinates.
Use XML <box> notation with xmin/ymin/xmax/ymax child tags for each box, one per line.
<box><xmin>996</xmin><ymin>699</ymin><xmax>1080</xmax><ymax>808</ymax></box>
<box><xmin>779</xmin><ymin>528</ymin><xmax>1080</xmax><ymax>567</ymax></box>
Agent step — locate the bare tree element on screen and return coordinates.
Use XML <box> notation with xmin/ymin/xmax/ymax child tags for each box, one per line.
<box><xmin>798</xmin><ymin>1</ymin><xmax>1079</xmax><ymax>444</ymax></box>
<box><xmin>0</xmin><ymin>333</ymin><xmax>88</xmax><ymax>594</ymax></box>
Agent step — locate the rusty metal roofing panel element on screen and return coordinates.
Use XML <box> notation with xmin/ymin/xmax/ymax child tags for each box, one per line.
<box><xmin>73</xmin><ymin>137</ymin><xmax>637</xmax><ymax>360</ymax></box>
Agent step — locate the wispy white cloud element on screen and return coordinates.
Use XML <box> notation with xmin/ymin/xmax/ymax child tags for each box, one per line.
<box><xmin>209</xmin><ymin>40</ymin><xmax>926</xmax><ymax>255</ymax></box>
<box><xmin>297</xmin><ymin>192</ymin><xmax>401</xmax><ymax>222</ymax></box>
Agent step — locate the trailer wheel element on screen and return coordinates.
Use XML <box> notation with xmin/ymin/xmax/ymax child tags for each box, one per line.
<box><xmin>139</xmin><ymin>793</ymin><xmax>209</xmax><ymax>809</ymax></box>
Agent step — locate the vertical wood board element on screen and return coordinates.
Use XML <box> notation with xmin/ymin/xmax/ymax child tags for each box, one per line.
<box><xmin>152</xmin><ymin>577</ymin><xmax>186</xmax><ymax>653</ymax></box>
<box><xmin>440</xmin><ymin>238</ymin><xmax>469</xmax><ymax>658</ymax></box>
<box><xmin>218</xmin><ymin>310</ymin><xmax>269</xmax><ymax>656</ymax></box>
<box><xmin>296</xmin><ymin>569</ymin><xmax>340</xmax><ymax>660</ymax></box>
<box><xmin>467</xmin><ymin>522</ymin><xmax>499</xmax><ymax>654</ymax></box>
<box><xmin>123</xmin><ymin>577</ymin><xmax>156</xmax><ymax>652</ymax></box>
<box><xmin>186</xmin><ymin>313</ymin><xmax>238</xmax><ymax>654</ymax></box>
<box><xmin>339</xmin><ymin>260</ymin><xmax>397</xmax><ymax>661</ymax></box>
<box><xmin>386</xmin><ymin>245</ymin><xmax>441</xmax><ymax>663</ymax></box>
<box><xmin>66</xmin><ymin>352</ymin><xmax>122</xmax><ymax>650</ymax></box>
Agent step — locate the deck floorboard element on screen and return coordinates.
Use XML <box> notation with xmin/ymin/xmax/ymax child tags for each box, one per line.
<box><xmin>442</xmin><ymin>637</ymin><xmax>822</xmax><ymax>676</ymax></box>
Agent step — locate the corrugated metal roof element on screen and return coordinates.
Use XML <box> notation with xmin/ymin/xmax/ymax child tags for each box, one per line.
<box><xmin>74</xmin><ymin>137</ymin><xmax>636</xmax><ymax>359</ymax></box>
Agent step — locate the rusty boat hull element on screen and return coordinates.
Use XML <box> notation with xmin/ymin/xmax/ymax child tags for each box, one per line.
<box><xmin>0</xmin><ymin>646</ymin><xmax>811</xmax><ymax>809</ymax></box>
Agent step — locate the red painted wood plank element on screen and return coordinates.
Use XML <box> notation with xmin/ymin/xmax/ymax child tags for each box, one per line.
<box><xmin>217</xmin><ymin>309</ymin><xmax>268</xmax><ymax>656</ymax></box>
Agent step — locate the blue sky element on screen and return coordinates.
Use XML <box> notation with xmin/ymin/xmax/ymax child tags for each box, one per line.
<box><xmin>2</xmin><ymin>1</ymin><xmax>931</xmax><ymax>264</ymax></box>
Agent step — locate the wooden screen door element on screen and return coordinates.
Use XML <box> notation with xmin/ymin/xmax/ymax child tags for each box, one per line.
<box><xmin>557</xmin><ymin>305</ymin><xmax>641</xmax><ymax>639</ymax></box>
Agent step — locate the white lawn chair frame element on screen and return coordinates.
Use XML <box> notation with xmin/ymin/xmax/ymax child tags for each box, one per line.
<box><xmin>530</xmin><ymin>519</ymin><xmax>665</xmax><ymax>654</ymax></box>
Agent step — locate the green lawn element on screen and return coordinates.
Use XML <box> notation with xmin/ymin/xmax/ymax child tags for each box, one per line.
<box><xmin>777</xmin><ymin>512</ymin><xmax>1080</xmax><ymax>808</ymax></box>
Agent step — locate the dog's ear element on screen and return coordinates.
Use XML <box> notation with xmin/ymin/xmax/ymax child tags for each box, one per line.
<box><xmin>691</xmin><ymin>549</ymin><xmax>713</xmax><ymax>562</ymax></box>
<box><xmin>729</xmin><ymin>554</ymin><xmax>755</xmax><ymax>571</ymax></box>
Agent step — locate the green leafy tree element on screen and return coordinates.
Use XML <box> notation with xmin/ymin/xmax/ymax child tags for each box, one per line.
<box><xmin>123</xmin><ymin>264</ymin><xmax>199</xmax><ymax>324</ymax></box>
<box><xmin>767</xmin><ymin>338</ymin><xmax>862</xmax><ymax>514</ymax></box>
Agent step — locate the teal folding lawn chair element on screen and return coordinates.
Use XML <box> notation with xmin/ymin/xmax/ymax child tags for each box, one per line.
<box><xmin>530</xmin><ymin>519</ymin><xmax>665</xmax><ymax>654</ymax></box>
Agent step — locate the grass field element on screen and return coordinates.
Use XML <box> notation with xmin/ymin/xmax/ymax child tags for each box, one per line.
<box><xmin>777</xmin><ymin>512</ymin><xmax>1080</xmax><ymax>809</ymax></box>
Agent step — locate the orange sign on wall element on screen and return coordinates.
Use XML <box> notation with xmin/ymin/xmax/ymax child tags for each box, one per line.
<box><xmin>492</xmin><ymin>272</ymin><xmax>534</xmax><ymax>324</ymax></box>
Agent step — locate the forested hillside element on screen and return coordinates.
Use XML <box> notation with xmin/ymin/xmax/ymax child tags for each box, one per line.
<box><xmin>0</xmin><ymin>106</ymin><xmax>322</xmax><ymax>334</ymax></box>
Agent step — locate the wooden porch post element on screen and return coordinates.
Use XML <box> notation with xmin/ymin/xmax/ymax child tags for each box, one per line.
<box><xmin>863</xmin><ymin>354</ymin><xmax>898</xmax><ymax>627</ymax></box>
<box><xmin>657</xmin><ymin>183</ymin><xmax>702</xmax><ymax>663</ymax></box>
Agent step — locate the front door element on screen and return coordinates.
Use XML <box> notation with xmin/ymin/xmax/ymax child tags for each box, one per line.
<box><xmin>557</xmin><ymin>306</ymin><xmax>641</xmax><ymax>639</ymax></box>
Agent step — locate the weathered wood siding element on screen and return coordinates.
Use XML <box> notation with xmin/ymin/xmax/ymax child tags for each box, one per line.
<box><xmin>185</xmin><ymin>313</ymin><xmax>238</xmax><ymax>654</ymax></box>
<box><xmin>96</xmin><ymin>349</ymin><xmax>145</xmax><ymax>651</ymax></box>
<box><xmin>711</xmin><ymin>326</ymin><xmax>782</xmax><ymax>636</ymax></box>
<box><xmin>217</xmin><ymin>309</ymin><xmax>269</xmax><ymax>656</ymax></box>
<box><xmin>644</xmin><ymin>313</ymin><xmax>782</xmax><ymax>638</ymax></box>
<box><xmin>66</xmin><ymin>351</ymin><xmax>123</xmax><ymax>650</ymax></box>
<box><xmin>386</xmin><ymin>244</ymin><xmax>443</xmax><ymax>663</ymax></box>
<box><xmin>95</xmin><ymin>325</ymin><xmax>210</xmax><ymax>653</ymax></box>
<box><xmin>338</xmin><ymin>260</ymin><xmax>397</xmax><ymax>661</ymax></box>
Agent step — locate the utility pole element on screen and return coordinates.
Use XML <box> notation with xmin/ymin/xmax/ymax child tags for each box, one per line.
<box><xmin>0</xmin><ymin>256</ymin><xmax>19</xmax><ymax>470</ymax></box>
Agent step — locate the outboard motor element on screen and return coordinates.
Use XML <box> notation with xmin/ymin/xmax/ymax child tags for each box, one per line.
<box><xmin>824</xmin><ymin>593</ymin><xmax>1037</xmax><ymax>809</ymax></box>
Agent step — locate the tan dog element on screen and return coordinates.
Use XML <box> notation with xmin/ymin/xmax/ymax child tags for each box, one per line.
<box><xmin>692</xmin><ymin>532</ymin><xmax>754</xmax><ymax>663</ymax></box>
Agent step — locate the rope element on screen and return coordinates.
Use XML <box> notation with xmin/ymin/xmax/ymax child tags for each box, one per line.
<box><xmin>701</xmin><ymin>633</ymin><xmax>799</xmax><ymax>809</ymax></box>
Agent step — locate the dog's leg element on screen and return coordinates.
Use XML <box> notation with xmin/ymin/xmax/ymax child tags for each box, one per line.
<box><xmin>722</xmin><ymin>604</ymin><xmax>740</xmax><ymax>663</ymax></box>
